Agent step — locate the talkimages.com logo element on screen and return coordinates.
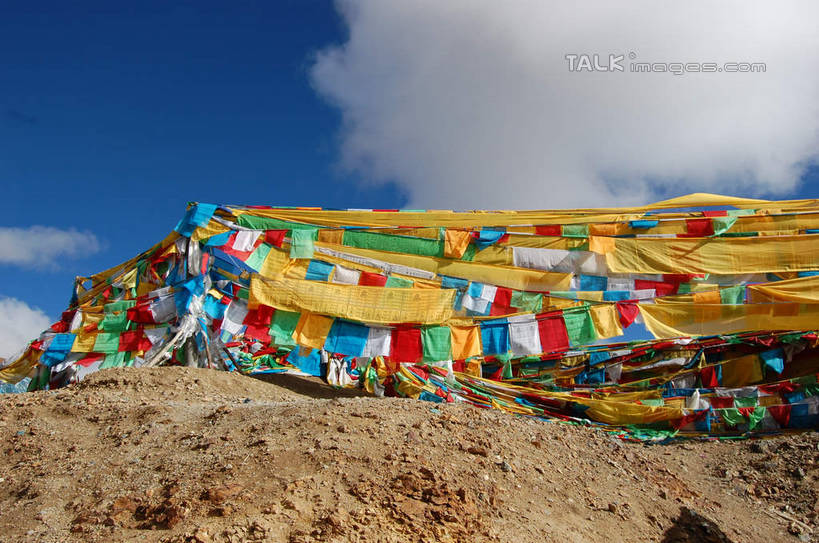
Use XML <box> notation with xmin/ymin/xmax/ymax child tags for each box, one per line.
<box><xmin>565</xmin><ymin>52</ymin><xmax>766</xmax><ymax>75</ymax></box>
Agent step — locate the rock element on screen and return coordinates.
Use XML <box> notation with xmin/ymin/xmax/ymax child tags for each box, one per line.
<box><xmin>608</xmin><ymin>502</ymin><xmax>618</xmax><ymax>513</ymax></box>
<box><xmin>750</xmin><ymin>441</ymin><xmax>768</xmax><ymax>454</ymax></box>
<box><xmin>758</xmin><ymin>460</ymin><xmax>777</xmax><ymax>471</ymax></box>
<box><xmin>500</xmin><ymin>461</ymin><xmax>512</xmax><ymax>473</ymax></box>
<box><xmin>110</xmin><ymin>496</ymin><xmax>138</xmax><ymax>515</ymax></box>
<box><xmin>788</xmin><ymin>521</ymin><xmax>803</xmax><ymax>535</ymax></box>
<box><xmin>211</xmin><ymin>504</ymin><xmax>233</xmax><ymax>517</ymax></box>
<box><xmin>163</xmin><ymin>502</ymin><xmax>190</xmax><ymax>528</ymax></box>
<box><xmin>467</xmin><ymin>446</ymin><xmax>489</xmax><ymax>457</ymax></box>
<box><xmin>206</xmin><ymin>483</ymin><xmax>243</xmax><ymax>504</ymax></box>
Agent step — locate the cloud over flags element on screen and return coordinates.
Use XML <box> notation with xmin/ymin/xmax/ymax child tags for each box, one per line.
<box><xmin>311</xmin><ymin>0</ymin><xmax>819</xmax><ymax>208</ymax></box>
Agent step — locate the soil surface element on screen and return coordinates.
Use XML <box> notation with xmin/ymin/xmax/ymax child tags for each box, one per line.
<box><xmin>1</xmin><ymin>366</ymin><xmax>818</xmax><ymax>542</ymax></box>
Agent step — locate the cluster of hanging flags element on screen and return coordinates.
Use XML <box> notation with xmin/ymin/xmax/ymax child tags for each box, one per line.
<box><xmin>3</xmin><ymin>192</ymin><xmax>819</xmax><ymax>440</ymax></box>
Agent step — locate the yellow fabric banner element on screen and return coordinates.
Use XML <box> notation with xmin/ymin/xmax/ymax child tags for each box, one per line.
<box><xmin>459</xmin><ymin>376</ymin><xmax>685</xmax><ymax>425</ymax></box>
<box><xmin>590</xmin><ymin>304</ymin><xmax>623</xmax><ymax>339</ymax></box>
<box><xmin>721</xmin><ymin>354</ymin><xmax>764</xmax><ymax>387</ymax></box>
<box><xmin>0</xmin><ymin>354</ymin><xmax>37</xmax><ymax>383</ymax></box>
<box><xmin>249</xmin><ymin>275</ymin><xmax>455</xmax><ymax>324</ymax></box>
<box><xmin>71</xmin><ymin>331</ymin><xmax>99</xmax><ymax>353</ymax></box>
<box><xmin>599</xmin><ymin>234</ymin><xmax>819</xmax><ymax>274</ymax></box>
<box><xmin>190</xmin><ymin>221</ymin><xmax>229</xmax><ymax>242</ymax></box>
<box><xmin>583</xmin><ymin>400</ymin><xmax>684</xmax><ymax>425</ymax></box>
<box><xmin>443</xmin><ymin>229</ymin><xmax>472</xmax><ymax>259</ymax></box>
<box><xmin>747</xmin><ymin>275</ymin><xmax>819</xmax><ymax>303</ymax></box>
<box><xmin>639</xmin><ymin>302</ymin><xmax>819</xmax><ymax>338</ymax></box>
<box><xmin>317</xmin><ymin>229</ymin><xmax>344</xmax><ymax>245</ymax></box>
<box><xmin>232</xmin><ymin>193</ymin><xmax>819</xmax><ymax>229</ymax></box>
<box><xmin>293</xmin><ymin>313</ymin><xmax>334</xmax><ymax>350</ymax></box>
<box><xmin>450</xmin><ymin>325</ymin><xmax>482</xmax><ymax>360</ymax></box>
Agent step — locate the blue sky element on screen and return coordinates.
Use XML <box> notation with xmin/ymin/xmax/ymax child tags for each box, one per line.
<box><xmin>1</xmin><ymin>1</ymin><xmax>818</xmax><ymax>354</ymax></box>
<box><xmin>1</xmin><ymin>1</ymin><xmax>407</xmax><ymax>327</ymax></box>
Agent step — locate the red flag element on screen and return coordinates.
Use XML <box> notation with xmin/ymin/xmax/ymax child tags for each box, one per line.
<box><xmin>359</xmin><ymin>272</ymin><xmax>388</xmax><ymax>287</ymax></box>
<box><xmin>76</xmin><ymin>353</ymin><xmax>104</xmax><ymax>367</ymax></box>
<box><xmin>535</xmin><ymin>225</ymin><xmax>561</xmax><ymax>236</ymax></box>
<box><xmin>243</xmin><ymin>305</ymin><xmax>274</xmax><ymax>326</ymax></box>
<box><xmin>244</xmin><ymin>324</ymin><xmax>271</xmax><ymax>344</ymax></box>
<box><xmin>673</xmin><ymin>408</ymin><xmax>710</xmax><ymax>430</ymax></box>
<box><xmin>50</xmin><ymin>320</ymin><xmax>69</xmax><ymax>333</ymax></box>
<box><xmin>264</xmin><ymin>230</ymin><xmax>287</xmax><ymax>247</ymax></box>
<box><xmin>118</xmin><ymin>329</ymin><xmax>152</xmax><ymax>352</ymax></box>
<box><xmin>494</xmin><ymin>287</ymin><xmax>512</xmax><ymax>308</ymax></box>
<box><xmin>700</xmin><ymin>366</ymin><xmax>721</xmax><ymax>388</ymax></box>
<box><xmin>489</xmin><ymin>365</ymin><xmax>504</xmax><ymax>381</ymax></box>
<box><xmin>680</xmin><ymin>218</ymin><xmax>714</xmax><ymax>237</ymax></box>
<box><xmin>615</xmin><ymin>302</ymin><xmax>640</xmax><ymax>328</ymax></box>
<box><xmin>390</xmin><ymin>326</ymin><xmax>422</xmax><ymax>363</ymax></box>
<box><xmin>767</xmin><ymin>404</ymin><xmax>791</xmax><ymax>427</ymax></box>
<box><xmin>127</xmin><ymin>303</ymin><xmax>157</xmax><ymax>324</ymax></box>
<box><xmin>634</xmin><ymin>279</ymin><xmax>678</xmax><ymax>296</ymax></box>
<box><xmin>489</xmin><ymin>304</ymin><xmax>512</xmax><ymax>316</ymax></box>
<box><xmin>709</xmin><ymin>396</ymin><xmax>734</xmax><ymax>409</ymax></box>
<box><xmin>737</xmin><ymin>407</ymin><xmax>756</xmax><ymax>418</ymax></box>
<box><xmin>537</xmin><ymin>314</ymin><xmax>569</xmax><ymax>352</ymax></box>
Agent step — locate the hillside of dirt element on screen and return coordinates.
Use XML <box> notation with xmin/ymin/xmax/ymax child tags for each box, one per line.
<box><xmin>0</xmin><ymin>366</ymin><xmax>817</xmax><ymax>542</ymax></box>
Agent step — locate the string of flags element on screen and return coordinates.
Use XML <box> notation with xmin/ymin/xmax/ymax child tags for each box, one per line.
<box><xmin>4</xmin><ymin>192</ymin><xmax>819</xmax><ymax>439</ymax></box>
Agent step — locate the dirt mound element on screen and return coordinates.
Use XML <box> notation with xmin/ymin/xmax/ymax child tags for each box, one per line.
<box><xmin>73</xmin><ymin>367</ymin><xmax>307</xmax><ymax>403</ymax></box>
<box><xmin>0</xmin><ymin>367</ymin><xmax>816</xmax><ymax>542</ymax></box>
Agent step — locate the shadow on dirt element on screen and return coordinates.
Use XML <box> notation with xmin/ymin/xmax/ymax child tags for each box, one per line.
<box><xmin>251</xmin><ymin>372</ymin><xmax>370</xmax><ymax>400</ymax></box>
<box><xmin>661</xmin><ymin>507</ymin><xmax>735</xmax><ymax>543</ymax></box>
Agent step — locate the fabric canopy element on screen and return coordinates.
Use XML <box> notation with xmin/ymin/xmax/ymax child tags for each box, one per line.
<box><xmin>5</xmin><ymin>193</ymin><xmax>819</xmax><ymax>440</ymax></box>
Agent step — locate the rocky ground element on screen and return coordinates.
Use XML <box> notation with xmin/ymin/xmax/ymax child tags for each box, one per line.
<box><xmin>0</xmin><ymin>366</ymin><xmax>817</xmax><ymax>542</ymax></box>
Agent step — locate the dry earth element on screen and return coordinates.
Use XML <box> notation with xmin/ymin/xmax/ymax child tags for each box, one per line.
<box><xmin>1</xmin><ymin>366</ymin><xmax>818</xmax><ymax>542</ymax></box>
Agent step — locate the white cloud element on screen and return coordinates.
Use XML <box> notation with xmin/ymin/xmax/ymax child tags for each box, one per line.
<box><xmin>0</xmin><ymin>226</ymin><xmax>101</xmax><ymax>268</ymax></box>
<box><xmin>311</xmin><ymin>1</ymin><xmax>819</xmax><ymax>209</ymax></box>
<box><xmin>0</xmin><ymin>297</ymin><xmax>51</xmax><ymax>360</ymax></box>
